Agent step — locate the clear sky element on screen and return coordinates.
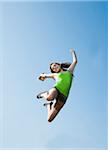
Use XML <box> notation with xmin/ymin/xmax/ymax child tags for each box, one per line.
<box><xmin>0</xmin><ymin>1</ymin><xmax>107</xmax><ymax>150</ymax></box>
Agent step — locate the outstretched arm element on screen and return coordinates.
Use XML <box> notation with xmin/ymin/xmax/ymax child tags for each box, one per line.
<box><xmin>67</xmin><ymin>48</ymin><xmax>77</xmax><ymax>73</ymax></box>
<box><xmin>38</xmin><ymin>73</ymin><xmax>56</xmax><ymax>81</ymax></box>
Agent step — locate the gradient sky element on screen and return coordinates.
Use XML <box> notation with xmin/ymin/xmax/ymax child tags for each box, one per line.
<box><xmin>0</xmin><ymin>1</ymin><xmax>107</xmax><ymax>150</ymax></box>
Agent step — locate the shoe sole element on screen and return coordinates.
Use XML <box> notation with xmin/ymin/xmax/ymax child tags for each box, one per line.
<box><xmin>37</xmin><ymin>91</ymin><xmax>49</xmax><ymax>99</ymax></box>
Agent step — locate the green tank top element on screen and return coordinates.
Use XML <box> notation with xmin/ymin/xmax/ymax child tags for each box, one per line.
<box><xmin>54</xmin><ymin>71</ymin><xmax>73</xmax><ymax>97</ymax></box>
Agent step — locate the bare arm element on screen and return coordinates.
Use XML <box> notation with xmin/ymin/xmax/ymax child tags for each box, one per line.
<box><xmin>38</xmin><ymin>73</ymin><xmax>56</xmax><ymax>81</ymax></box>
<box><xmin>67</xmin><ymin>48</ymin><xmax>78</xmax><ymax>73</ymax></box>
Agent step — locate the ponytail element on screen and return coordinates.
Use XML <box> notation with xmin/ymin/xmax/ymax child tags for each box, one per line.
<box><xmin>61</xmin><ymin>62</ymin><xmax>71</xmax><ymax>69</ymax></box>
<box><xmin>50</xmin><ymin>62</ymin><xmax>71</xmax><ymax>73</ymax></box>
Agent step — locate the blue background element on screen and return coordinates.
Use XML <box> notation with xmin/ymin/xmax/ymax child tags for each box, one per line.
<box><xmin>0</xmin><ymin>1</ymin><xmax>107</xmax><ymax>150</ymax></box>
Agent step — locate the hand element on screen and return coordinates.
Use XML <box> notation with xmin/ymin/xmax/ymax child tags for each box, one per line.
<box><xmin>38</xmin><ymin>73</ymin><xmax>46</xmax><ymax>81</ymax></box>
<box><xmin>70</xmin><ymin>48</ymin><xmax>75</xmax><ymax>53</ymax></box>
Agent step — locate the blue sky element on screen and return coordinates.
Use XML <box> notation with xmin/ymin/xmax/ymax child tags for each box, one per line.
<box><xmin>0</xmin><ymin>1</ymin><xmax>107</xmax><ymax>150</ymax></box>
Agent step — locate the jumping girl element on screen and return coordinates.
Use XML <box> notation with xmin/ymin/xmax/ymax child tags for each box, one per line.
<box><xmin>37</xmin><ymin>49</ymin><xmax>77</xmax><ymax>122</ymax></box>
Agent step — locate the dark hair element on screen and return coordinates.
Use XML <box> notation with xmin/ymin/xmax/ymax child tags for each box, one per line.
<box><xmin>50</xmin><ymin>62</ymin><xmax>71</xmax><ymax>73</ymax></box>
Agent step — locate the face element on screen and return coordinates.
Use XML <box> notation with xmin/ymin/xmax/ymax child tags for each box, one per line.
<box><xmin>51</xmin><ymin>63</ymin><xmax>61</xmax><ymax>73</ymax></box>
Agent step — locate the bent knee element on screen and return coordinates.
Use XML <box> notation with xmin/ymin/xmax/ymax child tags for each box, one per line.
<box><xmin>47</xmin><ymin>95</ymin><xmax>54</xmax><ymax>101</ymax></box>
<box><xmin>47</xmin><ymin>118</ymin><xmax>53</xmax><ymax>122</ymax></box>
<box><xmin>47</xmin><ymin>109</ymin><xmax>58</xmax><ymax>122</ymax></box>
<box><xmin>47</xmin><ymin>116</ymin><xmax>55</xmax><ymax>122</ymax></box>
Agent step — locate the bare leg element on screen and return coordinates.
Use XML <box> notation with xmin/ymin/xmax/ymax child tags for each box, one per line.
<box><xmin>47</xmin><ymin>100</ymin><xmax>64</xmax><ymax>122</ymax></box>
<box><xmin>38</xmin><ymin>88</ymin><xmax>58</xmax><ymax>101</ymax></box>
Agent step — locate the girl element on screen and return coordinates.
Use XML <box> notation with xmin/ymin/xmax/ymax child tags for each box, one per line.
<box><xmin>37</xmin><ymin>49</ymin><xmax>77</xmax><ymax>122</ymax></box>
